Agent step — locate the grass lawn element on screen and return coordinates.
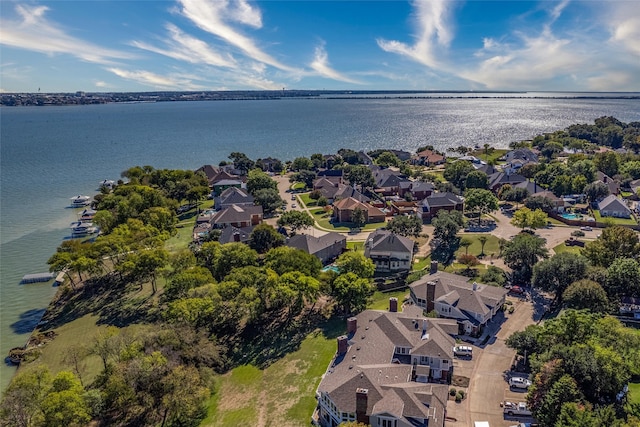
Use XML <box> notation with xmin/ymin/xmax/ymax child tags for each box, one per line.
<box><xmin>412</xmin><ymin>256</ymin><xmax>431</xmax><ymax>271</ymax></box>
<box><xmin>346</xmin><ymin>241</ymin><xmax>364</xmax><ymax>252</ymax></box>
<box><xmin>471</xmin><ymin>148</ymin><xmax>508</xmax><ymax>164</ymax></box>
<box><xmin>628</xmin><ymin>382</ymin><xmax>640</xmax><ymax>406</ymax></box>
<box><xmin>309</xmin><ymin>207</ymin><xmax>387</xmax><ymax>232</ymax></box>
<box><xmin>553</xmin><ymin>243</ymin><xmax>582</xmax><ymax>255</ymax></box>
<box><xmin>592</xmin><ymin>210</ymin><xmax>638</xmax><ymax>225</ymax></box>
<box><xmin>368</xmin><ymin>289</ymin><xmax>410</xmax><ymax>311</ymax></box>
<box><xmin>298</xmin><ymin>193</ymin><xmax>317</xmax><ymax>207</ymax></box>
<box><xmin>455</xmin><ymin>234</ymin><xmax>501</xmax><ymax>258</ymax></box>
<box><xmin>291</xmin><ymin>182</ymin><xmax>306</xmax><ymax>190</ymax></box>
<box><xmin>202</xmin><ymin>318</ymin><xmax>343</xmax><ymax>427</ymax></box>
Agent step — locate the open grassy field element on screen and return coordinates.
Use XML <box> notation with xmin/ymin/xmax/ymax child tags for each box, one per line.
<box><xmin>309</xmin><ymin>207</ymin><xmax>387</xmax><ymax>232</ymax></box>
<box><xmin>455</xmin><ymin>234</ymin><xmax>501</xmax><ymax>258</ymax></box>
<box><xmin>552</xmin><ymin>242</ymin><xmax>583</xmax><ymax>255</ymax></box>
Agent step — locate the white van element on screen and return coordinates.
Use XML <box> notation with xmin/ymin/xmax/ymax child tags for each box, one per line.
<box><xmin>453</xmin><ymin>345</ymin><xmax>473</xmax><ymax>357</ymax></box>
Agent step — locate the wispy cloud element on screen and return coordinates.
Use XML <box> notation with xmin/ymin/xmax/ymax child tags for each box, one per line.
<box><xmin>607</xmin><ymin>2</ymin><xmax>640</xmax><ymax>57</ymax></box>
<box><xmin>309</xmin><ymin>42</ymin><xmax>362</xmax><ymax>85</ymax></box>
<box><xmin>0</xmin><ymin>4</ymin><xmax>133</xmax><ymax>65</ymax></box>
<box><xmin>131</xmin><ymin>23</ymin><xmax>237</xmax><ymax>68</ymax></box>
<box><xmin>377</xmin><ymin>0</ymin><xmax>454</xmax><ymax>69</ymax></box>
<box><xmin>106</xmin><ymin>67</ymin><xmax>205</xmax><ymax>90</ymax></box>
<box><xmin>177</xmin><ymin>0</ymin><xmax>298</xmax><ymax>73</ymax></box>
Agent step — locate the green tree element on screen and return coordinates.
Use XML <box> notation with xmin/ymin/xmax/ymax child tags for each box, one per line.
<box><xmin>335</xmin><ymin>251</ymin><xmax>375</xmax><ymax>278</ymax></box>
<box><xmin>331</xmin><ymin>272</ymin><xmax>374</xmax><ymax>314</ymax></box>
<box><xmin>249</xmin><ymin>223</ymin><xmax>285</xmax><ymax>254</ymax></box>
<box><xmin>253</xmin><ymin>188</ymin><xmax>283</xmax><ymax>215</ymax></box>
<box><xmin>277</xmin><ymin>210</ymin><xmax>314</xmax><ymax>233</ymax></box>
<box><xmin>213</xmin><ymin>243</ymin><xmax>259</xmax><ymax>281</ymax></box>
<box><xmin>605</xmin><ymin>258</ymin><xmax>640</xmax><ymax>298</ymax></box>
<box><xmin>159</xmin><ymin>365</ymin><xmax>210</xmax><ymax>427</ymax></box>
<box><xmin>459</xmin><ymin>237</ymin><xmax>472</xmax><ymax>255</ymax></box>
<box><xmin>583</xmin><ymin>180</ymin><xmax>610</xmax><ymax>203</ymax></box>
<box><xmin>164</xmin><ymin>267</ymin><xmax>214</xmax><ymax>301</ymax></box>
<box><xmin>583</xmin><ymin>226</ymin><xmax>640</xmax><ymax>268</ymax></box>
<box><xmin>563</xmin><ymin>279</ymin><xmax>610</xmax><ymax>313</ymax></box>
<box><xmin>122</xmin><ymin>248</ymin><xmax>169</xmax><ymax>293</ymax></box>
<box><xmin>431</xmin><ymin>210</ymin><xmax>464</xmax><ymax>264</ymax></box>
<box><xmin>264</xmin><ymin>246</ymin><xmax>322</xmax><ymax>278</ymax></box>
<box><xmin>375</xmin><ymin>151</ymin><xmax>401</xmax><ymax>168</ymax></box>
<box><xmin>503</xmin><ymin>233</ymin><xmax>549</xmax><ymax>284</ymax></box>
<box><xmin>0</xmin><ymin>366</ymin><xmax>52</xmax><ymax>427</ymax></box>
<box><xmin>478</xmin><ymin>235</ymin><xmax>488</xmax><ymax>256</ymax></box>
<box><xmin>351</xmin><ymin>207</ymin><xmax>366</xmax><ymax>228</ymax></box>
<box><xmin>386</xmin><ymin>215</ymin><xmax>423</xmax><ymax>237</ymax></box>
<box><xmin>620</xmin><ymin>160</ymin><xmax>640</xmax><ymax>179</ymax></box>
<box><xmin>511</xmin><ymin>207</ymin><xmax>548</xmax><ymax>230</ymax></box>
<box><xmin>41</xmin><ymin>371</ymin><xmax>91</xmax><ymax>427</ymax></box>
<box><xmin>535</xmin><ymin>374</ymin><xmax>584</xmax><ymax>427</ymax></box>
<box><xmin>346</xmin><ymin>165</ymin><xmax>375</xmax><ymax>192</ymax></box>
<box><xmin>502</xmin><ymin>187</ymin><xmax>530</xmax><ymax>207</ymax></box>
<box><xmin>465</xmin><ymin>170</ymin><xmax>489</xmax><ymax>189</ymax></box>
<box><xmin>291</xmin><ymin>156</ymin><xmax>314</xmax><ymax>171</ymax></box>
<box><xmin>464</xmin><ymin>188</ymin><xmax>499</xmax><ymax>225</ymax></box>
<box><xmin>524</xmin><ymin>195</ymin><xmax>557</xmax><ymax>212</ymax></box>
<box><xmin>246</xmin><ymin>168</ymin><xmax>277</xmax><ymax>194</ymax></box>
<box><xmin>443</xmin><ymin>160</ymin><xmax>475</xmax><ymax>190</ymax></box>
<box><xmin>290</xmin><ymin>170</ymin><xmax>317</xmax><ymax>189</ymax></box>
<box><xmin>229</xmin><ymin>152</ymin><xmax>255</xmax><ymax>174</ymax></box>
<box><xmin>532</xmin><ymin>252</ymin><xmax>588</xmax><ymax>304</ymax></box>
<box><xmin>480</xmin><ymin>265</ymin><xmax>506</xmax><ymax>286</ymax></box>
<box><xmin>594</xmin><ymin>151</ymin><xmax>620</xmax><ymax>177</ymax></box>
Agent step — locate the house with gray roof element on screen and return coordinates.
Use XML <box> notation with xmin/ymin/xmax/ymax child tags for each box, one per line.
<box><xmin>409</xmin><ymin>271</ymin><xmax>508</xmax><ymax>336</ymax></box>
<box><xmin>211</xmin><ymin>204</ymin><xmax>263</xmax><ymax>228</ymax></box>
<box><xmin>214</xmin><ymin>187</ymin><xmax>254</xmax><ymax>210</ymax></box>
<box><xmin>420</xmin><ymin>192</ymin><xmax>464</xmax><ymax>222</ymax></box>
<box><xmin>598</xmin><ymin>194</ymin><xmax>631</xmax><ymax>218</ymax></box>
<box><xmin>316</xmin><ymin>305</ymin><xmax>455</xmax><ymax>427</ymax></box>
<box><xmin>218</xmin><ymin>225</ymin><xmax>254</xmax><ymax>244</ymax></box>
<box><xmin>372</xmin><ymin>167</ymin><xmax>410</xmax><ymax>196</ymax></box>
<box><xmin>364</xmin><ymin>230</ymin><xmax>414</xmax><ymax>274</ymax></box>
<box><xmin>596</xmin><ymin>171</ymin><xmax>621</xmax><ymax>195</ymax></box>
<box><xmin>313</xmin><ymin>179</ymin><xmax>369</xmax><ymax>204</ymax></box>
<box><xmin>488</xmin><ymin>171</ymin><xmax>527</xmax><ymax>192</ymax></box>
<box><xmin>286</xmin><ymin>232</ymin><xmax>346</xmax><ymax>264</ymax></box>
<box><xmin>504</xmin><ymin>148</ymin><xmax>539</xmax><ymax>163</ymax></box>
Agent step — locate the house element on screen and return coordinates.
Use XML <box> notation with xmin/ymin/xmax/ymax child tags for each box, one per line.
<box><xmin>513</xmin><ymin>180</ymin><xmax>541</xmax><ymax>195</ymax></box>
<box><xmin>333</xmin><ymin>197</ymin><xmax>386</xmax><ymax>224</ymax></box>
<box><xmin>218</xmin><ymin>225</ymin><xmax>254</xmax><ymax>244</ymax></box>
<box><xmin>387</xmin><ymin>149</ymin><xmax>413</xmax><ymax>162</ymax></box>
<box><xmin>372</xmin><ymin>167</ymin><xmax>410</xmax><ymax>196</ymax></box>
<box><xmin>322</xmin><ymin>155</ymin><xmax>340</xmax><ymax>169</ymax></box>
<box><xmin>212</xmin><ymin>179</ymin><xmax>244</xmax><ymax>196</ymax></box>
<box><xmin>195</xmin><ymin>164</ymin><xmax>219</xmax><ymax>183</ymax></box>
<box><xmin>286</xmin><ymin>232</ymin><xmax>346</xmax><ymax>264</ymax></box>
<box><xmin>488</xmin><ymin>171</ymin><xmax>527</xmax><ymax>192</ymax></box>
<box><xmin>412</xmin><ymin>149</ymin><xmax>445</xmax><ymax>166</ymax></box>
<box><xmin>409</xmin><ymin>270</ymin><xmax>508</xmax><ymax>336</ymax></box>
<box><xmin>596</xmin><ymin>171</ymin><xmax>620</xmax><ymax>195</ymax></box>
<box><xmin>530</xmin><ymin>190</ymin><xmax>565</xmax><ymax>211</ymax></box>
<box><xmin>316</xmin><ymin>305</ymin><xmax>456</xmax><ymax>427</ymax></box>
<box><xmin>255</xmin><ymin>157</ymin><xmax>282</xmax><ymax>172</ymax></box>
<box><xmin>630</xmin><ymin>179</ymin><xmax>640</xmax><ymax>196</ymax></box>
<box><xmin>399</xmin><ymin>181</ymin><xmax>435</xmax><ymax>200</ymax></box>
<box><xmin>214</xmin><ymin>187</ymin><xmax>254</xmax><ymax>210</ymax></box>
<box><xmin>475</xmin><ymin>164</ymin><xmax>497</xmax><ymax>175</ymax></box>
<box><xmin>504</xmin><ymin>148</ymin><xmax>539</xmax><ymax>163</ymax></box>
<box><xmin>420</xmin><ymin>192</ymin><xmax>464</xmax><ymax>222</ymax></box>
<box><xmin>211</xmin><ymin>204</ymin><xmax>263</xmax><ymax>228</ymax></box>
<box><xmin>313</xmin><ymin>179</ymin><xmax>369</xmax><ymax>204</ymax></box>
<box><xmin>597</xmin><ymin>194</ymin><xmax>631</xmax><ymax>218</ymax></box>
<box><xmin>364</xmin><ymin>230</ymin><xmax>414</xmax><ymax>274</ymax></box>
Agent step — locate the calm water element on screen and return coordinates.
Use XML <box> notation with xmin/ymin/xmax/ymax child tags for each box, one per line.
<box><xmin>1</xmin><ymin>95</ymin><xmax>639</xmax><ymax>388</ymax></box>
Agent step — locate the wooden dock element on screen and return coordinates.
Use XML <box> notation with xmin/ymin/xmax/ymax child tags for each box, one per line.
<box><xmin>20</xmin><ymin>272</ymin><xmax>55</xmax><ymax>284</ymax></box>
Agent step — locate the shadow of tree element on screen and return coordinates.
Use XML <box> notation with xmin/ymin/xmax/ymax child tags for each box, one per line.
<box><xmin>10</xmin><ymin>308</ymin><xmax>47</xmax><ymax>334</ymax></box>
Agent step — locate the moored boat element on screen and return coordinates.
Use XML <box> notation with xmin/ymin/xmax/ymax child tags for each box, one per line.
<box><xmin>70</xmin><ymin>221</ymin><xmax>97</xmax><ymax>235</ymax></box>
<box><xmin>70</xmin><ymin>195</ymin><xmax>91</xmax><ymax>207</ymax></box>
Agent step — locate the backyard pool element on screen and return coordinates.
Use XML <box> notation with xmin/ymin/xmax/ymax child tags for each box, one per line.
<box><xmin>321</xmin><ymin>265</ymin><xmax>341</xmax><ymax>273</ymax></box>
<box><xmin>561</xmin><ymin>212</ymin><xmax>582</xmax><ymax>220</ymax></box>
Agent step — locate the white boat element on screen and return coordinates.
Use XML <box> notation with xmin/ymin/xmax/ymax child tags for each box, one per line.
<box><xmin>78</xmin><ymin>208</ymin><xmax>97</xmax><ymax>222</ymax></box>
<box><xmin>70</xmin><ymin>221</ymin><xmax>97</xmax><ymax>235</ymax></box>
<box><xmin>99</xmin><ymin>179</ymin><xmax>115</xmax><ymax>189</ymax></box>
<box><xmin>70</xmin><ymin>195</ymin><xmax>91</xmax><ymax>207</ymax></box>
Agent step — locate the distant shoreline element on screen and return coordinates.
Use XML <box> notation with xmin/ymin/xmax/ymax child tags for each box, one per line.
<box><xmin>2</xmin><ymin>90</ymin><xmax>640</xmax><ymax>107</ymax></box>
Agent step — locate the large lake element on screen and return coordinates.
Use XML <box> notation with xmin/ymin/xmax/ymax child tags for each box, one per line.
<box><xmin>1</xmin><ymin>93</ymin><xmax>639</xmax><ymax>388</ymax></box>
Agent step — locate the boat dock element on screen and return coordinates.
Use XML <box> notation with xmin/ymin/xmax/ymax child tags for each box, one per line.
<box><xmin>20</xmin><ymin>272</ymin><xmax>55</xmax><ymax>284</ymax></box>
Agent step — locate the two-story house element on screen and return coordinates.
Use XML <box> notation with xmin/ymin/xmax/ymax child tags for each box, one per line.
<box><xmin>364</xmin><ymin>229</ymin><xmax>414</xmax><ymax>274</ymax></box>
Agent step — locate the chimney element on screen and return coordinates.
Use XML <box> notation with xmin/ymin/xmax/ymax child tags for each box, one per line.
<box><xmin>347</xmin><ymin>317</ymin><xmax>358</xmax><ymax>335</ymax></box>
<box><xmin>233</xmin><ymin>232</ymin><xmax>240</xmax><ymax>242</ymax></box>
<box><xmin>337</xmin><ymin>335</ymin><xmax>348</xmax><ymax>355</ymax></box>
<box><xmin>355</xmin><ymin>388</ymin><xmax>369</xmax><ymax>425</ymax></box>
<box><xmin>430</xmin><ymin>261</ymin><xmax>438</xmax><ymax>274</ymax></box>
<box><xmin>389</xmin><ymin>297</ymin><xmax>398</xmax><ymax>313</ymax></box>
<box><xmin>426</xmin><ymin>281</ymin><xmax>436</xmax><ymax>312</ymax></box>
<box><xmin>534</xmin><ymin>180</ymin><xmax>538</xmax><ymax>193</ymax></box>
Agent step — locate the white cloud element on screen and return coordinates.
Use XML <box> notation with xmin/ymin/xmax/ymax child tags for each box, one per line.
<box><xmin>94</xmin><ymin>81</ymin><xmax>108</xmax><ymax>88</ymax></box>
<box><xmin>587</xmin><ymin>71</ymin><xmax>634</xmax><ymax>92</ymax></box>
<box><xmin>131</xmin><ymin>23</ymin><xmax>237</xmax><ymax>68</ymax></box>
<box><xmin>0</xmin><ymin>4</ymin><xmax>133</xmax><ymax>65</ymax></box>
<box><xmin>309</xmin><ymin>42</ymin><xmax>362</xmax><ymax>85</ymax></box>
<box><xmin>608</xmin><ymin>2</ymin><xmax>640</xmax><ymax>57</ymax></box>
<box><xmin>377</xmin><ymin>0</ymin><xmax>454</xmax><ymax>68</ymax></box>
<box><xmin>177</xmin><ymin>0</ymin><xmax>297</xmax><ymax>72</ymax></box>
<box><xmin>106</xmin><ymin>67</ymin><xmax>205</xmax><ymax>90</ymax></box>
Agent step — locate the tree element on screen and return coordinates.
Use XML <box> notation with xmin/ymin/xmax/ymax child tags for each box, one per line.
<box><xmin>457</xmin><ymin>253</ymin><xmax>479</xmax><ymax>273</ymax></box>
<box><xmin>502</xmin><ymin>187</ymin><xmax>530</xmax><ymax>207</ymax></box>
<box><xmin>331</xmin><ymin>272</ymin><xmax>374</xmax><ymax>314</ymax></box>
<box><xmin>277</xmin><ymin>210</ymin><xmax>314</xmax><ymax>233</ymax></box>
<box><xmin>346</xmin><ymin>165</ymin><xmax>374</xmax><ymax>192</ymax></box>
<box><xmin>124</xmin><ymin>248</ymin><xmax>169</xmax><ymax>293</ymax></box>
<box><xmin>213</xmin><ymin>243</ymin><xmax>259</xmax><ymax>280</ymax></box>
<box><xmin>594</xmin><ymin>151</ymin><xmax>619</xmax><ymax>177</ymax></box>
<box><xmin>41</xmin><ymin>371</ymin><xmax>91</xmax><ymax>427</ymax></box>
<box><xmin>229</xmin><ymin>152</ymin><xmax>254</xmax><ymax>174</ymax></box>
<box><xmin>583</xmin><ymin>180</ymin><xmax>609</xmax><ymax>203</ymax></box>
<box><xmin>375</xmin><ymin>151</ymin><xmax>401</xmax><ymax>168</ymax></box>
<box><xmin>351</xmin><ymin>207</ymin><xmax>366</xmax><ymax>228</ymax></box>
<box><xmin>246</xmin><ymin>168</ymin><xmax>277</xmax><ymax>194</ymax></box>
<box><xmin>524</xmin><ymin>195</ymin><xmax>557</xmax><ymax>212</ymax></box>
<box><xmin>443</xmin><ymin>160</ymin><xmax>475</xmax><ymax>190</ymax></box>
<box><xmin>386</xmin><ymin>215</ymin><xmax>423</xmax><ymax>237</ymax></box>
<box><xmin>481</xmin><ymin>265</ymin><xmax>506</xmax><ymax>286</ymax></box>
<box><xmin>0</xmin><ymin>366</ymin><xmax>51</xmax><ymax>427</ymax></box>
<box><xmin>335</xmin><ymin>251</ymin><xmax>375</xmax><ymax>278</ymax></box>
<box><xmin>464</xmin><ymin>188</ymin><xmax>499</xmax><ymax>225</ymax></box>
<box><xmin>503</xmin><ymin>233</ymin><xmax>548</xmax><ymax>284</ymax></box>
<box><xmin>465</xmin><ymin>170</ymin><xmax>489</xmax><ymax>189</ymax></box>
<box><xmin>511</xmin><ymin>207</ymin><xmax>548</xmax><ymax>230</ymax></box>
<box><xmin>583</xmin><ymin>226</ymin><xmax>640</xmax><ymax>268</ymax></box>
<box><xmin>290</xmin><ymin>170</ymin><xmax>316</xmax><ymax>189</ymax></box>
<box><xmin>164</xmin><ymin>267</ymin><xmax>215</xmax><ymax>301</ymax></box>
<box><xmin>253</xmin><ymin>188</ymin><xmax>283</xmax><ymax>215</ymax></box>
<box><xmin>563</xmin><ymin>279</ymin><xmax>610</xmax><ymax>313</ymax></box>
<box><xmin>431</xmin><ymin>210</ymin><xmax>464</xmax><ymax>264</ymax></box>
<box><xmin>535</xmin><ymin>374</ymin><xmax>584</xmax><ymax>427</ymax></box>
<box><xmin>249</xmin><ymin>223</ymin><xmax>285</xmax><ymax>253</ymax></box>
<box><xmin>532</xmin><ymin>252</ymin><xmax>588</xmax><ymax>304</ymax></box>
<box><xmin>291</xmin><ymin>156</ymin><xmax>314</xmax><ymax>171</ymax></box>
<box><xmin>605</xmin><ymin>258</ymin><xmax>640</xmax><ymax>298</ymax></box>
<box><xmin>264</xmin><ymin>246</ymin><xmax>322</xmax><ymax>278</ymax></box>
<box><xmin>459</xmin><ymin>237</ymin><xmax>472</xmax><ymax>255</ymax></box>
<box><xmin>478</xmin><ymin>235</ymin><xmax>488</xmax><ymax>256</ymax></box>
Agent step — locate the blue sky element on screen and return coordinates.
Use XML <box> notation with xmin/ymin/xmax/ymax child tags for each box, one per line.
<box><xmin>1</xmin><ymin>0</ymin><xmax>639</xmax><ymax>92</ymax></box>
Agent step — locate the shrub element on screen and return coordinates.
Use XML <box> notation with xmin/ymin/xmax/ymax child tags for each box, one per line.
<box><xmin>508</xmin><ymin>306</ymin><xmax>515</xmax><ymax>314</ymax></box>
<box><xmin>449</xmin><ymin>388</ymin><xmax>457</xmax><ymax>396</ymax></box>
<box><xmin>455</xmin><ymin>391</ymin><xmax>464</xmax><ymax>402</ymax></box>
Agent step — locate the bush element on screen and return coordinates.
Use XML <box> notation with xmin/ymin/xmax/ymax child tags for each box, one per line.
<box><xmin>449</xmin><ymin>388</ymin><xmax>457</xmax><ymax>396</ymax></box>
<box><xmin>458</xmin><ymin>390</ymin><xmax>466</xmax><ymax>399</ymax></box>
<box><xmin>508</xmin><ymin>306</ymin><xmax>515</xmax><ymax>314</ymax></box>
<box><xmin>455</xmin><ymin>391</ymin><xmax>465</xmax><ymax>402</ymax></box>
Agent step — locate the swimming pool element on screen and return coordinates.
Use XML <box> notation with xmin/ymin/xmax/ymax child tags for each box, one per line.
<box><xmin>561</xmin><ymin>213</ymin><xmax>581</xmax><ymax>220</ymax></box>
<box><xmin>321</xmin><ymin>265</ymin><xmax>341</xmax><ymax>273</ymax></box>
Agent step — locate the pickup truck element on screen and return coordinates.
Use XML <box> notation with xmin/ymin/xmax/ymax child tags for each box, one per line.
<box><xmin>503</xmin><ymin>401</ymin><xmax>532</xmax><ymax>417</ymax></box>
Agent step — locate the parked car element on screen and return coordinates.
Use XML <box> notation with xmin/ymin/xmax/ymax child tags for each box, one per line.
<box><xmin>580</xmin><ymin>226</ymin><xmax>593</xmax><ymax>231</ymax></box>
<box><xmin>503</xmin><ymin>401</ymin><xmax>532</xmax><ymax>417</ymax></box>
<box><xmin>509</xmin><ymin>286</ymin><xmax>525</xmax><ymax>295</ymax></box>
<box><xmin>453</xmin><ymin>345</ymin><xmax>473</xmax><ymax>357</ymax></box>
<box><xmin>509</xmin><ymin>377</ymin><xmax>532</xmax><ymax>390</ymax></box>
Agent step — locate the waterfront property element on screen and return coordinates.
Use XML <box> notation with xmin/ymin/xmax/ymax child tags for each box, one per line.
<box><xmin>332</xmin><ymin>197</ymin><xmax>386</xmax><ymax>224</ymax></box>
<box><xmin>419</xmin><ymin>192</ymin><xmax>464</xmax><ymax>222</ymax></box>
<box><xmin>316</xmin><ymin>305</ymin><xmax>455</xmax><ymax>427</ymax></box>
<box><xmin>364</xmin><ymin>229</ymin><xmax>414</xmax><ymax>274</ymax></box>
<box><xmin>409</xmin><ymin>270</ymin><xmax>508</xmax><ymax>336</ymax></box>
